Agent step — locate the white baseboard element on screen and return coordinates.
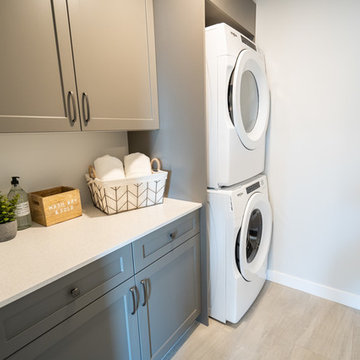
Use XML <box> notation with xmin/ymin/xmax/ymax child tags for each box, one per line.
<box><xmin>267</xmin><ymin>270</ymin><xmax>360</xmax><ymax>310</ymax></box>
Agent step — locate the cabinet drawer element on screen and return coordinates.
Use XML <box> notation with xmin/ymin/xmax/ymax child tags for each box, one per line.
<box><xmin>0</xmin><ymin>244</ymin><xmax>133</xmax><ymax>359</ymax></box>
<box><xmin>132</xmin><ymin>210</ymin><xmax>200</xmax><ymax>273</ymax></box>
<box><xmin>8</xmin><ymin>277</ymin><xmax>140</xmax><ymax>360</ymax></box>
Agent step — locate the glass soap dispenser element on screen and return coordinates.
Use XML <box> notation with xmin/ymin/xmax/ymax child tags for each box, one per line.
<box><xmin>8</xmin><ymin>176</ymin><xmax>32</xmax><ymax>230</ymax></box>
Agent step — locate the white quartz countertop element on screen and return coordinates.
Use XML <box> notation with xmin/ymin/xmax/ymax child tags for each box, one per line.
<box><xmin>0</xmin><ymin>198</ymin><xmax>202</xmax><ymax>308</ymax></box>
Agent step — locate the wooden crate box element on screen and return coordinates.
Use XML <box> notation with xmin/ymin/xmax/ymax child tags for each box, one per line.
<box><xmin>29</xmin><ymin>187</ymin><xmax>82</xmax><ymax>226</ymax></box>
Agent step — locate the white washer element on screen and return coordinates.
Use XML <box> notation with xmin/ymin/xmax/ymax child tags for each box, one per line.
<box><xmin>206</xmin><ymin>23</ymin><xmax>270</xmax><ymax>189</ymax></box>
<box><xmin>207</xmin><ymin>175</ymin><xmax>272</xmax><ymax>323</ymax></box>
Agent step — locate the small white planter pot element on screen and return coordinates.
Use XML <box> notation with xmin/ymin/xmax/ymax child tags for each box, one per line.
<box><xmin>0</xmin><ymin>220</ymin><xmax>17</xmax><ymax>242</ymax></box>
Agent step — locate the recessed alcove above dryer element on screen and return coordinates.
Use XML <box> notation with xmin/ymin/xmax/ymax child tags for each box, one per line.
<box><xmin>205</xmin><ymin>0</ymin><xmax>256</xmax><ymax>40</ymax></box>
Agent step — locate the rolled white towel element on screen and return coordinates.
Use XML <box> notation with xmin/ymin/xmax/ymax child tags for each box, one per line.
<box><xmin>124</xmin><ymin>153</ymin><xmax>152</xmax><ymax>178</ymax></box>
<box><xmin>94</xmin><ymin>155</ymin><xmax>125</xmax><ymax>181</ymax></box>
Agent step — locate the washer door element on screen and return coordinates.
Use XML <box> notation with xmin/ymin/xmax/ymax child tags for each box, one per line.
<box><xmin>228</xmin><ymin>49</ymin><xmax>270</xmax><ymax>150</ymax></box>
<box><xmin>237</xmin><ymin>192</ymin><xmax>272</xmax><ymax>282</ymax></box>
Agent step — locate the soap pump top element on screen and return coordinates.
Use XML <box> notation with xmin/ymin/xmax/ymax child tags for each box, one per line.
<box><xmin>11</xmin><ymin>176</ymin><xmax>20</xmax><ymax>186</ymax></box>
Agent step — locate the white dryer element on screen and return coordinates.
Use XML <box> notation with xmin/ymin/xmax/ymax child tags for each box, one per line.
<box><xmin>206</xmin><ymin>23</ymin><xmax>270</xmax><ymax>189</ymax></box>
<box><xmin>207</xmin><ymin>175</ymin><xmax>272</xmax><ymax>323</ymax></box>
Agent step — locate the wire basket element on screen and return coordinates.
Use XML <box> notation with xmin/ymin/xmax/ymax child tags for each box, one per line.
<box><xmin>85</xmin><ymin>158</ymin><xmax>167</xmax><ymax>215</ymax></box>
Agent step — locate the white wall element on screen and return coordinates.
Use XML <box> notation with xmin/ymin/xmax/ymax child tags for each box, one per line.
<box><xmin>256</xmin><ymin>0</ymin><xmax>360</xmax><ymax>307</ymax></box>
<box><xmin>0</xmin><ymin>132</ymin><xmax>128</xmax><ymax>205</ymax></box>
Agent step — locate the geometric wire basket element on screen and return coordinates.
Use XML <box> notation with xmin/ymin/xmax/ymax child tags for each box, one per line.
<box><xmin>85</xmin><ymin>164</ymin><xmax>167</xmax><ymax>215</ymax></box>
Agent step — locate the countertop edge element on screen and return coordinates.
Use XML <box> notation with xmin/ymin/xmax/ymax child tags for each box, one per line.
<box><xmin>0</xmin><ymin>200</ymin><xmax>202</xmax><ymax>308</ymax></box>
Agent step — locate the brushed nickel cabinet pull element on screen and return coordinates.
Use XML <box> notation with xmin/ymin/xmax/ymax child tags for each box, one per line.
<box><xmin>130</xmin><ymin>286</ymin><xmax>139</xmax><ymax>315</ymax></box>
<box><xmin>82</xmin><ymin>92</ymin><xmax>90</xmax><ymax>125</ymax></box>
<box><xmin>67</xmin><ymin>91</ymin><xmax>77</xmax><ymax>126</ymax></box>
<box><xmin>140</xmin><ymin>279</ymin><xmax>148</xmax><ymax>306</ymax></box>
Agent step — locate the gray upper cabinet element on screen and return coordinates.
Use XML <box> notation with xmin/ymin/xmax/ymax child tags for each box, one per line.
<box><xmin>0</xmin><ymin>0</ymin><xmax>80</xmax><ymax>132</ymax></box>
<box><xmin>0</xmin><ymin>0</ymin><xmax>159</xmax><ymax>133</ymax></box>
<box><xmin>67</xmin><ymin>0</ymin><xmax>159</xmax><ymax>131</ymax></box>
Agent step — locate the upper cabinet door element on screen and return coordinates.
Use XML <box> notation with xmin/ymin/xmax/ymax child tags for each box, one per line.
<box><xmin>67</xmin><ymin>0</ymin><xmax>159</xmax><ymax>131</ymax></box>
<box><xmin>0</xmin><ymin>0</ymin><xmax>80</xmax><ymax>132</ymax></box>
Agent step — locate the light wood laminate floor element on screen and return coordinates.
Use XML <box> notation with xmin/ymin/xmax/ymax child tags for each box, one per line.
<box><xmin>169</xmin><ymin>282</ymin><xmax>360</xmax><ymax>360</ymax></box>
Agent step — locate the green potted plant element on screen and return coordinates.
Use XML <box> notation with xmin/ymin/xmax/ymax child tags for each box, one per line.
<box><xmin>0</xmin><ymin>193</ymin><xmax>19</xmax><ymax>242</ymax></box>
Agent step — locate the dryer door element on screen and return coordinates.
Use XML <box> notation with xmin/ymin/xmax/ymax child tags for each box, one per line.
<box><xmin>237</xmin><ymin>192</ymin><xmax>272</xmax><ymax>282</ymax></box>
<box><xmin>228</xmin><ymin>49</ymin><xmax>270</xmax><ymax>150</ymax></box>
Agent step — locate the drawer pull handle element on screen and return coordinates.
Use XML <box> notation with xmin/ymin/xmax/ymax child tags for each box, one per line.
<box><xmin>169</xmin><ymin>232</ymin><xmax>176</xmax><ymax>241</ymax></box>
<box><xmin>141</xmin><ymin>279</ymin><xmax>148</xmax><ymax>306</ymax></box>
<box><xmin>130</xmin><ymin>286</ymin><xmax>139</xmax><ymax>315</ymax></box>
<box><xmin>70</xmin><ymin>287</ymin><xmax>81</xmax><ymax>298</ymax></box>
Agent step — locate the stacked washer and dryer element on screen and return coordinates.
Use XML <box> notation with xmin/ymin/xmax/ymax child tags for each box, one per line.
<box><xmin>206</xmin><ymin>23</ymin><xmax>273</xmax><ymax>324</ymax></box>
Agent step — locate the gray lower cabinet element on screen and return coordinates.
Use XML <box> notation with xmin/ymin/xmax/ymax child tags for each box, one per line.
<box><xmin>8</xmin><ymin>277</ymin><xmax>141</xmax><ymax>360</ymax></box>
<box><xmin>1</xmin><ymin>210</ymin><xmax>200</xmax><ymax>360</ymax></box>
<box><xmin>136</xmin><ymin>234</ymin><xmax>201</xmax><ymax>360</ymax></box>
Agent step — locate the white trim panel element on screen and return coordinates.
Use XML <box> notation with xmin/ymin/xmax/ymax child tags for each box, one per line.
<box><xmin>267</xmin><ymin>270</ymin><xmax>360</xmax><ymax>310</ymax></box>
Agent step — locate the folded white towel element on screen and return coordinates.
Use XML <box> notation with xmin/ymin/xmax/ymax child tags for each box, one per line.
<box><xmin>94</xmin><ymin>155</ymin><xmax>125</xmax><ymax>181</ymax></box>
<box><xmin>124</xmin><ymin>153</ymin><xmax>152</xmax><ymax>178</ymax></box>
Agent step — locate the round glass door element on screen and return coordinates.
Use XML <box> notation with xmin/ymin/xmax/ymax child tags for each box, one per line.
<box><xmin>237</xmin><ymin>192</ymin><xmax>272</xmax><ymax>282</ymax></box>
<box><xmin>229</xmin><ymin>49</ymin><xmax>270</xmax><ymax>150</ymax></box>
<box><xmin>240</xmin><ymin>71</ymin><xmax>259</xmax><ymax>133</ymax></box>
<box><xmin>246</xmin><ymin>209</ymin><xmax>262</xmax><ymax>263</ymax></box>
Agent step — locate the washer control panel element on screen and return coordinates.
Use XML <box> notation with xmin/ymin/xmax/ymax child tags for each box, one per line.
<box><xmin>246</xmin><ymin>181</ymin><xmax>260</xmax><ymax>194</ymax></box>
